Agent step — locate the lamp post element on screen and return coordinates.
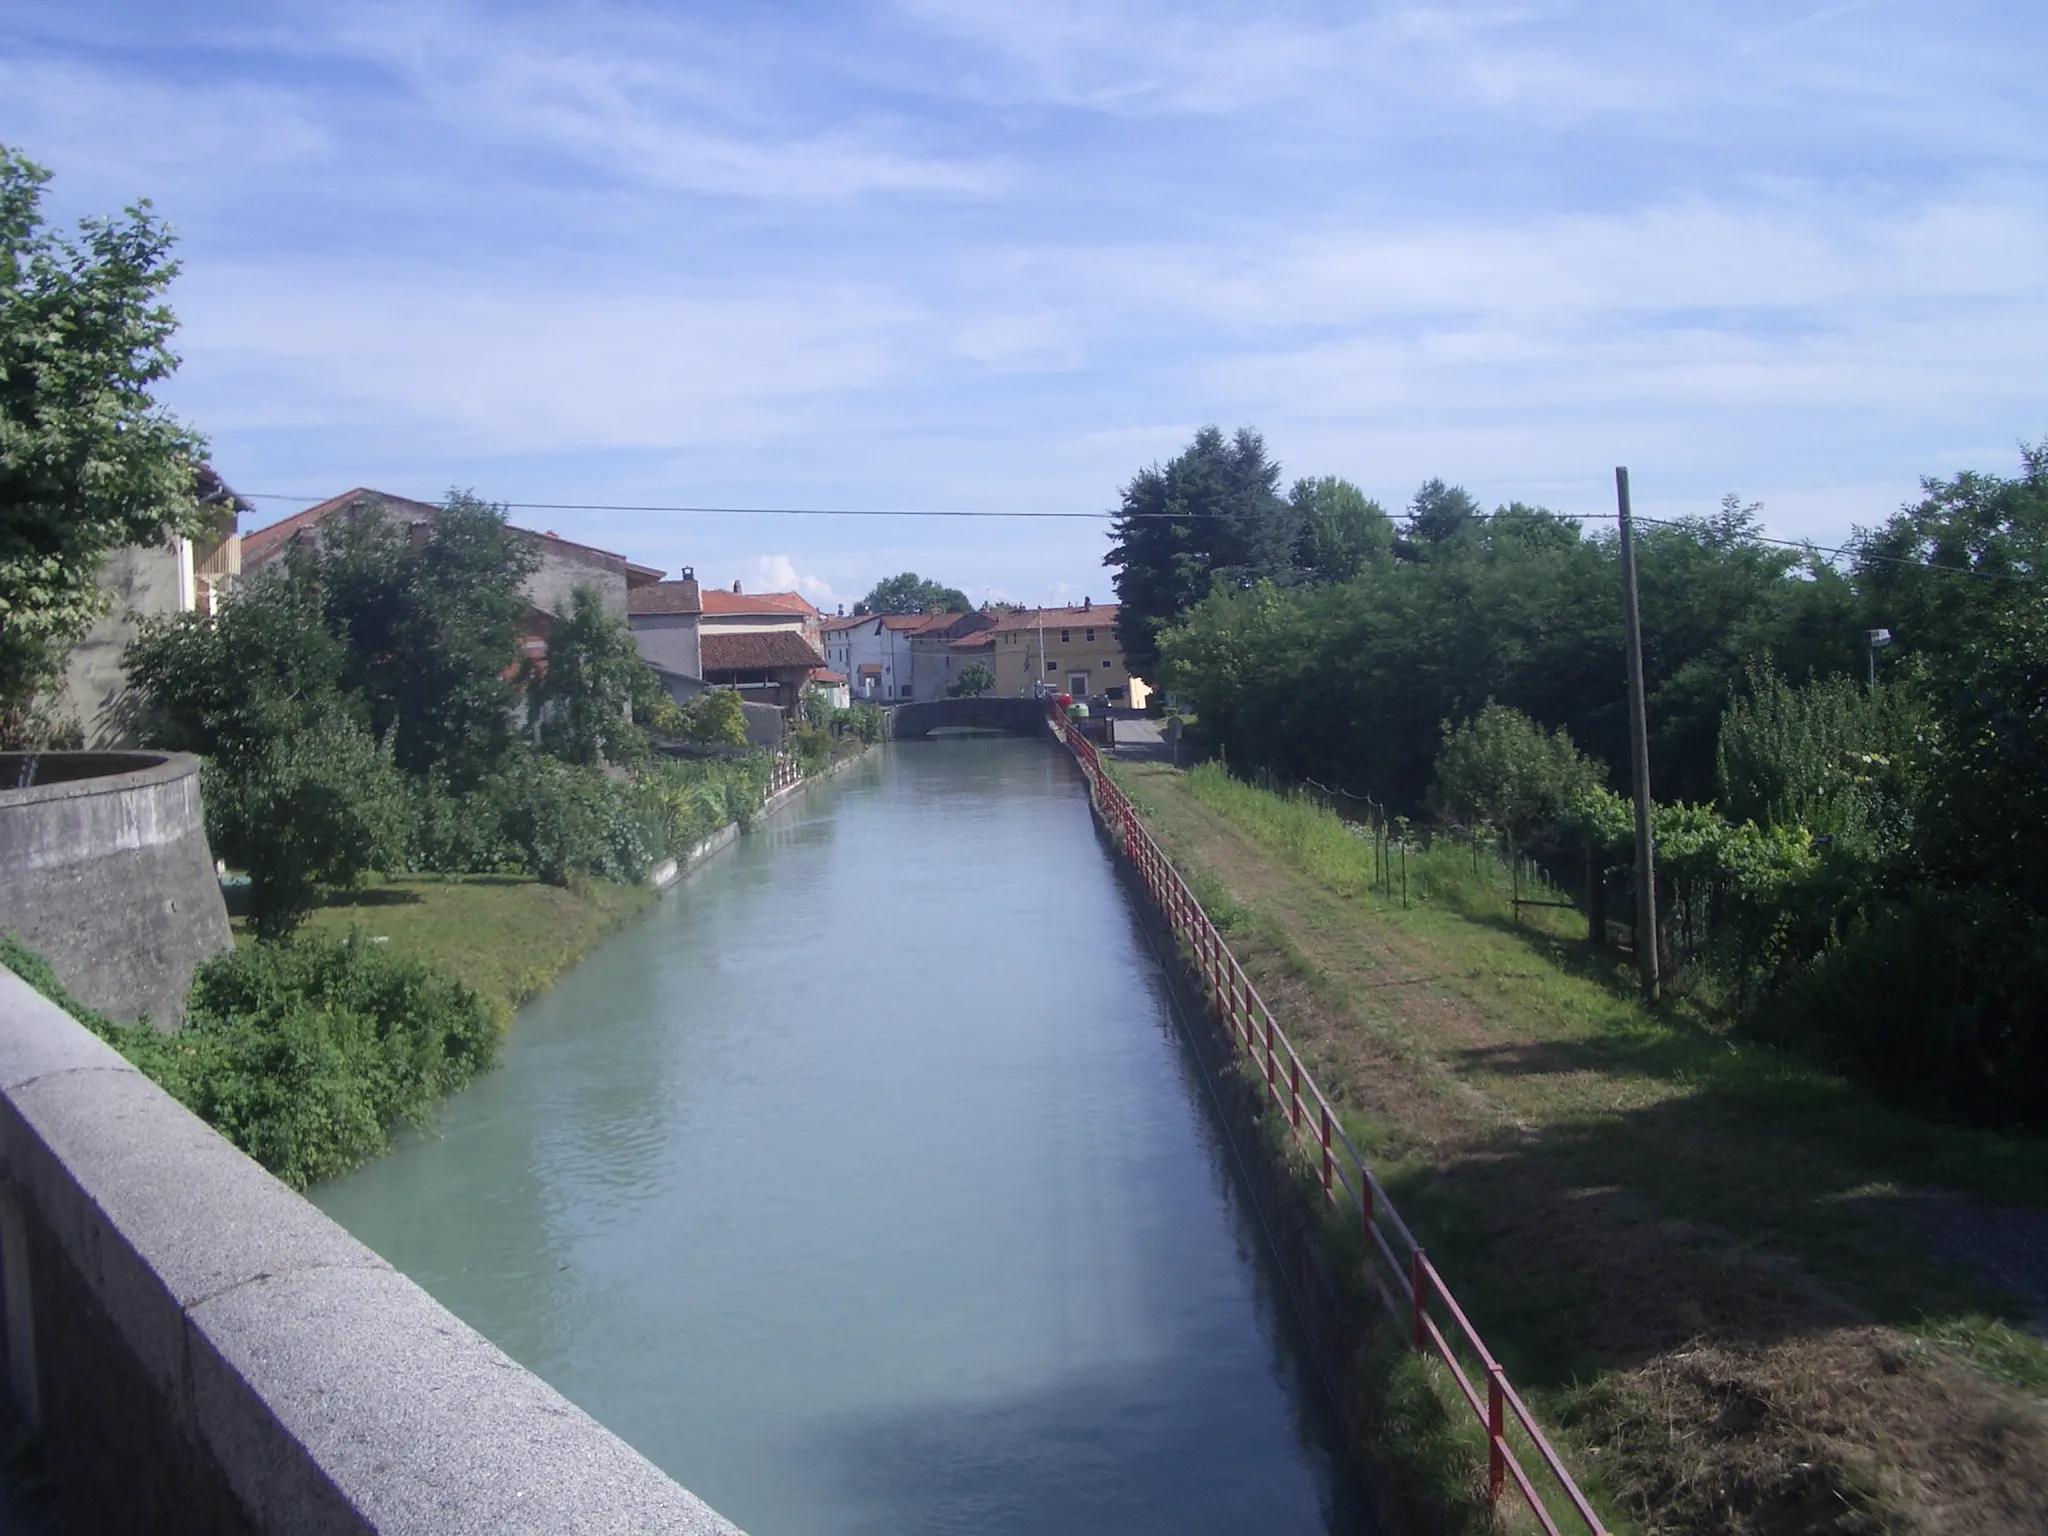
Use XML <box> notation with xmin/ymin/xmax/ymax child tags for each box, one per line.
<box><xmin>1866</xmin><ymin>627</ymin><xmax>1893</xmax><ymax>687</ymax></box>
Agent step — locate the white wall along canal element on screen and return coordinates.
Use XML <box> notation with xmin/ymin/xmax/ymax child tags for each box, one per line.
<box><xmin>314</xmin><ymin>734</ymin><xmax>1379</xmax><ymax>1535</ymax></box>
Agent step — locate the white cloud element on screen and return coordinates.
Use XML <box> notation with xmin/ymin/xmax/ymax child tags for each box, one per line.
<box><xmin>747</xmin><ymin>555</ymin><xmax>847</xmax><ymax>613</ymax></box>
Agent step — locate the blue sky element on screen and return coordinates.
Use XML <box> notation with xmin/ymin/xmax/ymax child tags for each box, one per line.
<box><xmin>5</xmin><ymin>1</ymin><xmax>2044</xmax><ymax>610</ymax></box>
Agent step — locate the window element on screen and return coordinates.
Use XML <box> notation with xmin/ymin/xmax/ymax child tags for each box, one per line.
<box><xmin>1045</xmin><ymin>660</ymin><xmax>1057</xmax><ymax>672</ymax></box>
<box><xmin>1060</xmin><ymin>629</ymin><xmax>1070</xmax><ymax>643</ymax></box>
<box><xmin>901</xmin><ymin>684</ymin><xmax>913</xmax><ymax>698</ymax></box>
<box><xmin>1101</xmin><ymin>658</ymin><xmax>1111</xmax><ymax>668</ymax></box>
<box><xmin>1086</xmin><ymin>628</ymin><xmax>1095</xmax><ymax>641</ymax></box>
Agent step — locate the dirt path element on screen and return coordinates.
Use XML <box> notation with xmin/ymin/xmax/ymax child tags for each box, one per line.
<box><xmin>1115</xmin><ymin>761</ymin><xmax>2048</xmax><ymax>1535</ymax></box>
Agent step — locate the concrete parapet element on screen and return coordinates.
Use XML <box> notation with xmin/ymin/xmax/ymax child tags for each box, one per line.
<box><xmin>0</xmin><ymin>752</ymin><xmax>233</xmax><ymax>1027</ymax></box>
<box><xmin>0</xmin><ymin>966</ymin><xmax>746</xmax><ymax>1535</ymax></box>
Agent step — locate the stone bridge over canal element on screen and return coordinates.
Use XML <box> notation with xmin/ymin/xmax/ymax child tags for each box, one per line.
<box><xmin>889</xmin><ymin>696</ymin><xmax>1050</xmax><ymax>738</ymax></box>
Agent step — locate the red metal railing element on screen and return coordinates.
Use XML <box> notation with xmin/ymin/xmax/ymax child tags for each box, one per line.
<box><xmin>1052</xmin><ymin>706</ymin><xmax>1607</xmax><ymax>1536</ymax></box>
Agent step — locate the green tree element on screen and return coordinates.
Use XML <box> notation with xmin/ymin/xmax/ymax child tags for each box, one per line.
<box><xmin>680</xmin><ymin>688</ymin><xmax>748</xmax><ymax>747</ymax></box>
<box><xmin>1291</xmin><ymin>476</ymin><xmax>1393</xmax><ymax>583</ymax></box>
<box><xmin>1402</xmin><ymin>478</ymin><xmax>1483</xmax><ymax>552</ymax></box>
<box><xmin>1105</xmin><ymin>425</ymin><xmax>1297</xmax><ymax>678</ymax></box>
<box><xmin>949</xmin><ymin>660</ymin><xmax>994</xmax><ymax>697</ymax></box>
<box><xmin>856</xmin><ymin>572</ymin><xmax>970</xmax><ymax>615</ymax></box>
<box><xmin>0</xmin><ymin>146</ymin><xmax>208</xmax><ymax>728</ymax></box>
<box><xmin>1428</xmin><ymin>703</ymin><xmax>1604</xmax><ymax>848</ymax></box>
<box><xmin>527</xmin><ymin>585</ymin><xmax>651</xmax><ymax>767</ymax></box>
<box><xmin>300</xmin><ymin>491</ymin><xmax>539</xmax><ymax>787</ymax></box>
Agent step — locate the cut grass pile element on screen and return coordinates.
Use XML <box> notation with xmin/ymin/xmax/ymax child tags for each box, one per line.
<box><xmin>1107</xmin><ymin>758</ymin><xmax>2048</xmax><ymax>1536</ymax></box>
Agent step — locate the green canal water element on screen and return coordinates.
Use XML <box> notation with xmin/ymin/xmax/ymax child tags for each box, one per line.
<box><xmin>314</xmin><ymin>736</ymin><xmax>1378</xmax><ymax>1536</ymax></box>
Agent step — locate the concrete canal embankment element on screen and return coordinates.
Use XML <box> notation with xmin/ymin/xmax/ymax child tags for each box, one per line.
<box><xmin>0</xmin><ymin>752</ymin><xmax>232</xmax><ymax>1028</ymax></box>
<box><xmin>0</xmin><ymin>963</ymin><xmax>745</xmax><ymax>1535</ymax></box>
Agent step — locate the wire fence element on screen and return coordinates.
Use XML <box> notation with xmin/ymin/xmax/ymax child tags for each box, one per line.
<box><xmin>1055</xmin><ymin>706</ymin><xmax>1608</xmax><ymax>1535</ymax></box>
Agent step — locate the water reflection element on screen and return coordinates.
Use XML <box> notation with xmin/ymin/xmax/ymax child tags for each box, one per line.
<box><xmin>316</xmin><ymin>738</ymin><xmax>1375</xmax><ymax>1535</ymax></box>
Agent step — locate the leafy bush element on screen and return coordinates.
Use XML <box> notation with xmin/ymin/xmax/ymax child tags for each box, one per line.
<box><xmin>488</xmin><ymin>754</ymin><xmax>658</xmax><ymax>887</ymax></box>
<box><xmin>1716</xmin><ymin>667</ymin><xmax>1923</xmax><ymax>853</ymax></box>
<box><xmin>679</xmin><ymin>688</ymin><xmax>748</xmax><ymax>747</ymax></box>
<box><xmin>1428</xmin><ymin>703</ymin><xmax>1603</xmax><ymax>848</ymax></box>
<box><xmin>949</xmin><ymin>661</ymin><xmax>994</xmax><ymax>697</ymax></box>
<box><xmin>637</xmin><ymin>754</ymin><xmax>771</xmax><ymax>851</ymax></box>
<box><xmin>526</xmin><ymin>585</ymin><xmax>653</xmax><ymax>767</ymax></box>
<box><xmin>206</xmin><ymin>714</ymin><xmax>413</xmax><ymax>938</ymax></box>
<box><xmin>791</xmin><ymin>723</ymin><xmax>833</xmax><ymax>767</ymax></box>
<box><xmin>2</xmin><ymin>931</ymin><xmax>499</xmax><ymax>1189</ymax></box>
<box><xmin>847</xmin><ymin>701</ymin><xmax>887</xmax><ymax>743</ymax></box>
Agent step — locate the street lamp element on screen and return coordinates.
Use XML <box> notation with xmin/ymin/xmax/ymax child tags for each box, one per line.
<box><xmin>1866</xmin><ymin>627</ymin><xmax>1893</xmax><ymax>686</ymax></box>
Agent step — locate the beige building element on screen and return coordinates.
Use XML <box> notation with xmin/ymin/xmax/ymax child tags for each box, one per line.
<box><xmin>55</xmin><ymin>473</ymin><xmax>246</xmax><ymax>747</ymax></box>
<box><xmin>986</xmin><ymin>602</ymin><xmax>1148</xmax><ymax>706</ymax></box>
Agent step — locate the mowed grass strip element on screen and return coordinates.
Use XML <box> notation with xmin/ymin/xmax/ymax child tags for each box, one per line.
<box><xmin>239</xmin><ymin>874</ymin><xmax>656</xmax><ymax>1019</ymax></box>
<box><xmin>1106</xmin><ymin>758</ymin><xmax>2048</xmax><ymax>1536</ymax></box>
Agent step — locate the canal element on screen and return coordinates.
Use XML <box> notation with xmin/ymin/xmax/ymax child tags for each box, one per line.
<box><xmin>314</xmin><ymin>736</ymin><xmax>1377</xmax><ymax>1536</ymax></box>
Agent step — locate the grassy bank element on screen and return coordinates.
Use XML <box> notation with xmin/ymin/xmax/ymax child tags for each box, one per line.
<box><xmin>1105</xmin><ymin>758</ymin><xmax>2048</xmax><ymax>1535</ymax></box>
<box><xmin>245</xmin><ymin>873</ymin><xmax>656</xmax><ymax>1018</ymax></box>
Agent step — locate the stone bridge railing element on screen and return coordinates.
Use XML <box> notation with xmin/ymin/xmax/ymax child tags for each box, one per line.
<box><xmin>0</xmin><ymin>968</ymin><xmax>744</xmax><ymax>1534</ymax></box>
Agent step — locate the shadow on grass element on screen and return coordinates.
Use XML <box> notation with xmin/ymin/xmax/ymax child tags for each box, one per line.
<box><xmin>318</xmin><ymin>886</ymin><xmax>428</xmax><ymax>909</ymax></box>
<box><xmin>1371</xmin><ymin>1077</ymin><xmax>2048</xmax><ymax>1398</ymax></box>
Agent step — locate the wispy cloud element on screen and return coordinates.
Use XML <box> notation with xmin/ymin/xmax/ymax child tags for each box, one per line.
<box><xmin>0</xmin><ymin>0</ymin><xmax>2042</xmax><ymax>604</ymax></box>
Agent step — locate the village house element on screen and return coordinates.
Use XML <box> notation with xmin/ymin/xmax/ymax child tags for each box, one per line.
<box><xmin>54</xmin><ymin>466</ymin><xmax>248</xmax><ymax>747</ymax></box>
<box><xmin>987</xmin><ymin>601</ymin><xmax>1148</xmax><ymax>706</ymax></box>
<box><xmin>694</xmin><ymin>582</ymin><xmax>828</xmax><ymax>716</ymax></box>
<box><xmin>906</xmin><ymin>612</ymin><xmax>997</xmax><ymax>702</ymax></box>
<box><xmin>626</xmin><ymin>569</ymin><xmax>707</xmax><ymax>704</ymax></box>
<box><xmin>240</xmin><ymin>489</ymin><xmax>665</xmax><ymax>664</ymax></box>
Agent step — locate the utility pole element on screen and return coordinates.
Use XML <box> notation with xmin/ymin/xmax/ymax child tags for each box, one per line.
<box><xmin>1616</xmin><ymin>467</ymin><xmax>1660</xmax><ymax>1004</ymax></box>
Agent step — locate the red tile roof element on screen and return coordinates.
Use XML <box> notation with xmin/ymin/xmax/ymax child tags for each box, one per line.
<box><xmin>700</xmin><ymin>589</ymin><xmax>820</xmax><ymax>617</ymax></box>
<box><xmin>700</xmin><ymin>631</ymin><xmax>827</xmax><ymax>672</ymax></box>
<box><xmin>986</xmin><ymin>604</ymin><xmax>1120</xmax><ymax>633</ymax></box>
<box><xmin>628</xmin><ymin>579</ymin><xmax>702</xmax><ymax>616</ymax></box>
<box><xmin>241</xmin><ymin>488</ymin><xmax>661</xmax><ymax>583</ymax></box>
<box><xmin>810</xmin><ymin>668</ymin><xmax>849</xmax><ymax>685</ymax></box>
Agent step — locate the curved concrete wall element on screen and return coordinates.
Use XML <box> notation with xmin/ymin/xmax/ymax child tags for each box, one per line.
<box><xmin>0</xmin><ymin>967</ymin><xmax>745</xmax><ymax>1535</ymax></box>
<box><xmin>0</xmin><ymin>752</ymin><xmax>232</xmax><ymax>1027</ymax></box>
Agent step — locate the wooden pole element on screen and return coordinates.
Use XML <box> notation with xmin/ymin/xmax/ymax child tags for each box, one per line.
<box><xmin>1615</xmin><ymin>467</ymin><xmax>1661</xmax><ymax>1004</ymax></box>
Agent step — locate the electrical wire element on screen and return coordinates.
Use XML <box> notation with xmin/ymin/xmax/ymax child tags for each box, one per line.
<box><xmin>233</xmin><ymin>491</ymin><xmax>2029</xmax><ymax>579</ymax></box>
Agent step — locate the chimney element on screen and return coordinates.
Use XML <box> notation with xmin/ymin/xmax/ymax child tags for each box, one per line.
<box><xmin>733</xmin><ymin>580</ymin><xmax>742</xmax><ymax>594</ymax></box>
<box><xmin>837</xmin><ymin>603</ymin><xmax>845</xmax><ymax>616</ymax></box>
<box><xmin>681</xmin><ymin>565</ymin><xmax>694</xmax><ymax>580</ymax></box>
<box><xmin>409</xmin><ymin>520</ymin><xmax>432</xmax><ymax>552</ymax></box>
<box><xmin>1083</xmin><ymin>596</ymin><xmax>1091</xmax><ymax>611</ymax></box>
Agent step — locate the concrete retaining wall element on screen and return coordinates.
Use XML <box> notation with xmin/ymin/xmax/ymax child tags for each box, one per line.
<box><xmin>0</xmin><ymin>752</ymin><xmax>233</xmax><ymax>1027</ymax></box>
<box><xmin>0</xmin><ymin>966</ymin><xmax>744</xmax><ymax>1535</ymax></box>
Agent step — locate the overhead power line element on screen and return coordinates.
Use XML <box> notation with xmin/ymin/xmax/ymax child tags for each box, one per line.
<box><xmin>234</xmin><ymin>492</ymin><xmax>2025</xmax><ymax>579</ymax></box>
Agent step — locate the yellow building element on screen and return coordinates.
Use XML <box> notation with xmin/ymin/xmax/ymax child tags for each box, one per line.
<box><xmin>986</xmin><ymin>602</ymin><xmax>1149</xmax><ymax>707</ymax></box>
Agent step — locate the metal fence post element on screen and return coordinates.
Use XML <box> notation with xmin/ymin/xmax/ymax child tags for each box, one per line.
<box><xmin>1411</xmin><ymin>1249</ymin><xmax>1428</xmax><ymax>1351</ymax></box>
<box><xmin>1319</xmin><ymin>1104</ymin><xmax>1334</xmax><ymax>1198</ymax></box>
<box><xmin>1487</xmin><ymin>1366</ymin><xmax>1506</xmax><ymax>1504</ymax></box>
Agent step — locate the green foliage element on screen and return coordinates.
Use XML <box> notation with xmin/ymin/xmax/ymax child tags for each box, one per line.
<box><xmin>636</xmin><ymin>754</ymin><xmax>770</xmax><ymax>850</ymax></box>
<box><xmin>790</xmin><ymin>724</ymin><xmax>832</xmax><ymax>766</ymax></box>
<box><xmin>847</xmin><ymin>700</ymin><xmax>886</xmax><ymax>742</ymax></box>
<box><xmin>1106</xmin><ymin>425</ymin><xmax>1295</xmax><ymax>678</ymax></box>
<box><xmin>527</xmin><ymin>585</ymin><xmax>650</xmax><ymax>767</ymax></box>
<box><xmin>1155</xmin><ymin>494</ymin><xmax>1846</xmax><ymax>811</ymax></box>
<box><xmin>294</xmin><ymin>491</ymin><xmax>538</xmax><ymax>787</ymax></box>
<box><xmin>4</xmin><ymin>930</ymin><xmax>498</xmax><ymax>1190</ymax></box>
<box><xmin>1428</xmin><ymin>703</ymin><xmax>1604</xmax><ymax>847</ymax></box>
<box><xmin>206</xmin><ymin>715</ymin><xmax>412</xmax><ymax>938</ymax></box>
<box><xmin>0</xmin><ymin>146</ymin><xmax>208</xmax><ymax>719</ymax></box>
<box><xmin>949</xmin><ymin>660</ymin><xmax>994</xmax><ymax>697</ymax></box>
<box><xmin>801</xmin><ymin>684</ymin><xmax>836</xmax><ymax>728</ymax></box>
<box><xmin>678</xmin><ymin>688</ymin><xmax>749</xmax><ymax>747</ymax></box>
<box><xmin>1290</xmin><ymin>475</ymin><xmax>1393</xmax><ymax>583</ymax></box>
<box><xmin>1716</xmin><ymin>666</ymin><xmax>1923</xmax><ymax>852</ymax></box>
<box><xmin>856</xmin><ymin>571</ymin><xmax>970</xmax><ymax>616</ymax></box>
<box><xmin>487</xmin><ymin>753</ymin><xmax>658</xmax><ymax>887</ymax></box>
